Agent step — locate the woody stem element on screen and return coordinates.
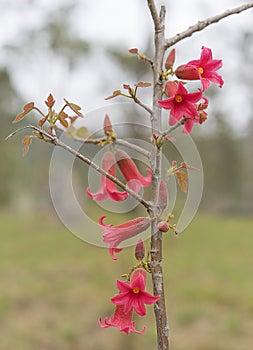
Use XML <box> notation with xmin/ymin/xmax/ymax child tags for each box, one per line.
<box><xmin>147</xmin><ymin>1</ymin><xmax>169</xmax><ymax>350</ymax></box>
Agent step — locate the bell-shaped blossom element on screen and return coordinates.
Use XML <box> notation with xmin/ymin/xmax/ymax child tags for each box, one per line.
<box><xmin>115</xmin><ymin>149</ymin><xmax>152</xmax><ymax>193</ymax></box>
<box><xmin>158</xmin><ymin>82</ymin><xmax>202</xmax><ymax>125</ymax></box>
<box><xmin>175</xmin><ymin>46</ymin><xmax>224</xmax><ymax>91</ymax></box>
<box><xmin>99</xmin><ymin>216</ymin><xmax>150</xmax><ymax>260</ymax></box>
<box><xmin>86</xmin><ymin>151</ymin><xmax>128</xmax><ymax>202</ymax></box>
<box><xmin>111</xmin><ymin>269</ymin><xmax>160</xmax><ymax>316</ymax></box>
<box><xmin>99</xmin><ymin>304</ymin><xmax>146</xmax><ymax>335</ymax></box>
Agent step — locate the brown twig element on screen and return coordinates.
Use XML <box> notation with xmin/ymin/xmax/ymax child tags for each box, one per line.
<box><xmin>6</xmin><ymin>125</ymin><xmax>152</xmax><ymax>211</ymax></box>
<box><xmin>162</xmin><ymin>118</ymin><xmax>189</xmax><ymax>137</ymax></box>
<box><xmin>73</xmin><ymin>136</ymin><xmax>151</xmax><ymax>159</ymax></box>
<box><xmin>133</xmin><ymin>96</ymin><xmax>153</xmax><ymax>115</ymax></box>
<box><xmin>147</xmin><ymin>0</ymin><xmax>161</xmax><ymax>31</ymax></box>
<box><xmin>165</xmin><ymin>2</ymin><xmax>253</xmax><ymax>49</ymax></box>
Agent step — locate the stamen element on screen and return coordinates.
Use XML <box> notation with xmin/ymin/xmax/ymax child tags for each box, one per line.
<box><xmin>132</xmin><ymin>287</ymin><xmax>140</xmax><ymax>294</ymax></box>
<box><xmin>198</xmin><ymin>67</ymin><xmax>204</xmax><ymax>74</ymax></box>
<box><xmin>175</xmin><ymin>95</ymin><xmax>183</xmax><ymax>103</ymax></box>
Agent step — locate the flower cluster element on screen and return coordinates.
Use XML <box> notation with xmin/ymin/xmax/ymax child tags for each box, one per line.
<box><xmin>158</xmin><ymin>46</ymin><xmax>223</xmax><ymax>134</ymax></box>
<box><xmin>99</xmin><ymin>269</ymin><xmax>160</xmax><ymax>334</ymax></box>
<box><xmin>87</xmin><ymin>149</ymin><xmax>151</xmax><ymax>201</ymax></box>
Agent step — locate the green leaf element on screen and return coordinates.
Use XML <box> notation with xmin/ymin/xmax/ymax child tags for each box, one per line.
<box><xmin>76</xmin><ymin>126</ymin><xmax>88</xmax><ymax>137</ymax></box>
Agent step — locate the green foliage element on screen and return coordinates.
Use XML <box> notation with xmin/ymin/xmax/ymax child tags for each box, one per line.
<box><xmin>0</xmin><ymin>213</ymin><xmax>252</xmax><ymax>350</ymax></box>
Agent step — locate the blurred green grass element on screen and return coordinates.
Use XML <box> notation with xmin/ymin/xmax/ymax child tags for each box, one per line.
<box><xmin>0</xmin><ymin>213</ymin><xmax>253</xmax><ymax>350</ymax></box>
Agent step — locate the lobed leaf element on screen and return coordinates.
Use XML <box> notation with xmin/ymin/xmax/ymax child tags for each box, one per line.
<box><xmin>64</xmin><ymin>99</ymin><xmax>83</xmax><ymax>117</ymax></box>
<box><xmin>45</xmin><ymin>93</ymin><xmax>55</xmax><ymax>108</ymax></box>
<box><xmin>135</xmin><ymin>82</ymin><xmax>152</xmax><ymax>88</ymax></box>
<box><xmin>12</xmin><ymin>102</ymin><xmax>35</xmax><ymax>123</ymax></box>
<box><xmin>104</xmin><ymin>90</ymin><xmax>122</xmax><ymax>100</ymax></box>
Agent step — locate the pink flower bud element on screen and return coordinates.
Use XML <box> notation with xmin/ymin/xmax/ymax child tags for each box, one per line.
<box><xmin>165</xmin><ymin>48</ymin><xmax>176</xmax><ymax>70</ymax></box>
<box><xmin>174</xmin><ymin>64</ymin><xmax>199</xmax><ymax>80</ymax></box>
<box><xmin>164</xmin><ymin>81</ymin><xmax>178</xmax><ymax>97</ymax></box>
<box><xmin>157</xmin><ymin>221</ymin><xmax>170</xmax><ymax>232</ymax></box>
<box><xmin>103</xmin><ymin>114</ymin><xmax>113</xmax><ymax>134</ymax></box>
<box><xmin>135</xmin><ymin>239</ymin><xmax>145</xmax><ymax>261</ymax></box>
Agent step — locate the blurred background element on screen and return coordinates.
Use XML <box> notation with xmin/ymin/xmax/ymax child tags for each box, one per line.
<box><xmin>1</xmin><ymin>0</ymin><xmax>253</xmax><ymax>349</ymax></box>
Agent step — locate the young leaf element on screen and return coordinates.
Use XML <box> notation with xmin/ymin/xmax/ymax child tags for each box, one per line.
<box><xmin>129</xmin><ymin>48</ymin><xmax>139</xmax><ymax>54</ymax></box>
<box><xmin>59</xmin><ymin>111</ymin><xmax>69</xmax><ymax>128</ymax></box>
<box><xmin>175</xmin><ymin>171</ymin><xmax>188</xmax><ymax>193</ymax></box>
<box><xmin>12</xmin><ymin>102</ymin><xmax>35</xmax><ymax>123</ymax></box>
<box><xmin>104</xmin><ymin>90</ymin><xmax>122</xmax><ymax>100</ymax></box>
<box><xmin>135</xmin><ymin>82</ymin><xmax>152</xmax><ymax>88</ymax></box>
<box><xmin>22</xmin><ymin>135</ymin><xmax>33</xmax><ymax>156</ymax></box>
<box><xmin>76</xmin><ymin>126</ymin><xmax>88</xmax><ymax>138</ymax></box>
<box><xmin>45</xmin><ymin>94</ymin><xmax>55</xmax><ymax>108</ymax></box>
<box><xmin>64</xmin><ymin>99</ymin><xmax>83</xmax><ymax>117</ymax></box>
<box><xmin>38</xmin><ymin>114</ymin><xmax>49</xmax><ymax>127</ymax></box>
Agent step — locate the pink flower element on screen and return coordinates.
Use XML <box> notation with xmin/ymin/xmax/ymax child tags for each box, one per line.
<box><xmin>99</xmin><ymin>304</ymin><xmax>146</xmax><ymax>334</ymax></box>
<box><xmin>99</xmin><ymin>216</ymin><xmax>151</xmax><ymax>260</ymax></box>
<box><xmin>176</xmin><ymin>46</ymin><xmax>224</xmax><ymax>91</ymax></box>
<box><xmin>115</xmin><ymin>149</ymin><xmax>152</xmax><ymax>193</ymax></box>
<box><xmin>111</xmin><ymin>269</ymin><xmax>160</xmax><ymax>316</ymax></box>
<box><xmin>158</xmin><ymin>82</ymin><xmax>202</xmax><ymax>124</ymax></box>
<box><xmin>86</xmin><ymin>151</ymin><xmax>128</xmax><ymax>202</ymax></box>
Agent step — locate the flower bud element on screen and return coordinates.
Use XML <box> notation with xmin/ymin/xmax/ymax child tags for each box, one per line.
<box><xmin>164</xmin><ymin>81</ymin><xmax>178</xmax><ymax>97</ymax></box>
<box><xmin>175</xmin><ymin>64</ymin><xmax>199</xmax><ymax>80</ymax></box>
<box><xmin>165</xmin><ymin>48</ymin><xmax>176</xmax><ymax>70</ymax></box>
<box><xmin>135</xmin><ymin>239</ymin><xmax>145</xmax><ymax>261</ymax></box>
<box><xmin>157</xmin><ymin>221</ymin><xmax>170</xmax><ymax>232</ymax></box>
<box><xmin>103</xmin><ymin>114</ymin><xmax>113</xmax><ymax>134</ymax></box>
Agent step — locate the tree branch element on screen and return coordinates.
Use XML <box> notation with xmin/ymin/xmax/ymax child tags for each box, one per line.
<box><xmin>165</xmin><ymin>2</ymin><xmax>253</xmax><ymax>49</ymax></box>
<box><xmin>147</xmin><ymin>0</ymin><xmax>169</xmax><ymax>349</ymax></box>
<box><xmin>147</xmin><ymin>0</ymin><xmax>161</xmax><ymax>31</ymax></box>
<box><xmin>133</xmin><ymin>96</ymin><xmax>153</xmax><ymax>115</ymax></box>
<box><xmin>6</xmin><ymin>125</ymin><xmax>152</xmax><ymax>211</ymax></box>
<box><xmin>73</xmin><ymin>135</ymin><xmax>151</xmax><ymax>159</ymax></box>
<box><xmin>162</xmin><ymin>118</ymin><xmax>189</xmax><ymax>137</ymax></box>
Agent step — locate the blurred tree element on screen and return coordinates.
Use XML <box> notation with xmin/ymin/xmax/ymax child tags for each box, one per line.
<box><xmin>0</xmin><ymin>68</ymin><xmax>23</xmax><ymax>206</ymax></box>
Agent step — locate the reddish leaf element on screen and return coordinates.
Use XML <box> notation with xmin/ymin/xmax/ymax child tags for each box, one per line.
<box><xmin>69</xmin><ymin>116</ymin><xmax>78</xmax><ymax>124</ymax></box>
<box><xmin>38</xmin><ymin>114</ymin><xmax>49</xmax><ymax>127</ymax></box>
<box><xmin>123</xmin><ymin>84</ymin><xmax>131</xmax><ymax>90</ymax></box>
<box><xmin>59</xmin><ymin>118</ymin><xmax>68</xmax><ymax>128</ymax></box>
<box><xmin>104</xmin><ymin>90</ymin><xmax>122</xmax><ymax>100</ymax></box>
<box><xmin>129</xmin><ymin>48</ymin><xmax>139</xmax><ymax>54</ymax></box>
<box><xmin>135</xmin><ymin>82</ymin><xmax>152</xmax><ymax>88</ymax></box>
<box><xmin>45</xmin><ymin>93</ymin><xmax>55</xmax><ymax>108</ymax></box>
<box><xmin>22</xmin><ymin>135</ymin><xmax>33</xmax><ymax>156</ymax></box>
<box><xmin>64</xmin><ymin>99</ymin><xmax>83</xmax><ymax>117</ymax></box>
<box><xmin>12</xmin><ymin>102</ymin><xmax>35</xmax><ymax>123</ymax></box>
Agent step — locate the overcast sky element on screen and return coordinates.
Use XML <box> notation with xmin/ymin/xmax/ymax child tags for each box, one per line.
<box><xmin>1</xmin><ymin>0</ymin><xmax>253</xmax><ymax>131</ymax></box>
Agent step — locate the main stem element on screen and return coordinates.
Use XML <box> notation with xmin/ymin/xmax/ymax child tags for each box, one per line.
<box><xmin>148</xmin><ymin>3</ymin><xmax>169</xmax><ymax>350</ymax></box>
